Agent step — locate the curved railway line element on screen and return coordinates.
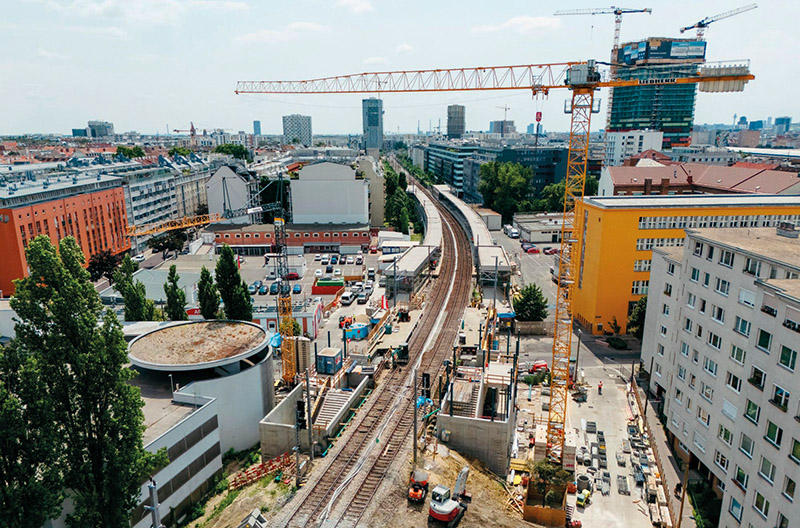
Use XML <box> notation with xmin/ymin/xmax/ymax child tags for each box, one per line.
<box><xmin>277</xmin><ymin>176</ymin><xmax>474</xmax><ymax>528</ymax></box>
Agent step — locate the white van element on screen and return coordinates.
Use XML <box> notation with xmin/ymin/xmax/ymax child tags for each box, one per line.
<box><xmin>340</xmin><ymin>292</ymin><xmax>356</xmax><ymax>306</ymax></box>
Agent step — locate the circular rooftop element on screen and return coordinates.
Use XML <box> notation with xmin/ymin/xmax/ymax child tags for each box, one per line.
<box><xmin>128</xmin><ymin>320</ymin><xmax>268</xmax><ymax>372</ymax></box>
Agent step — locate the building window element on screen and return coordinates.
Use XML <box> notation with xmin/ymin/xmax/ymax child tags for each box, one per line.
<box><xmin>664</xmin><ymin>283</ymin><xmax>673</xmax><ymax>296</ymax></box>
<box><xmin>725</xmin><ymin>372</ymin><xmax>741</xmax><ymax>393</ymax></box>
<box><xmin>303</xmin><ymin>233</ymin><xmax>310</xmax><ymax>238</ymax></box>
<box><xmin>662</xmin><ymin>304</ymin><xmax>670</xmax><ymax>316</ymax></box>
<box><xmin>718</xmin><ymin>424</ymin><xmax>733</xmax><ymax>446</ymax></box>
<box><xmin>722</xmin><ymin>398</ymin><xmax>738</xmax><ymax>421</ymax></box>
<box><xmin>771</xmin><ymin>385</ymin><xmax>790</xmax><ymax>411</ymax></box>
<box><xmin>697</xmin><ymin>406</ymin><xmax>711</xmax><ymax>427</ymax></box>
<box><xmin>341</xmin><ymin>232</ymin><xmax>348</xmax><ymax>237</ymax></box>
<box><xmin>687</xmin><ymin>293</ymin><xmax>696</xmax><ymax>308</ymax></box>
<box><xmin>700</xmin><ymin>382</ymin><xmax>714</xmax><ymax>402</ymax></box>
<box><xmin>787</xmin><ymin>477</ymin><xmax>798</xmax><ymax>501</ymax></box>
<box><xmin>660</xmin><ymin>325</ymin><xmax>668</xmax><ymax>336</ymax></box>
<box><xmin>707</xmin><ymin>332</ymin><xmax>722</xmax><ymax>350</ymax></box>
<box><xmin>740</xmin><ymin>433</ymin><xmax>755</xmax><ymax>457</ymax></box>
<box><xmin>654</xmin><ymin>362</ymin><xmax>662</xmax><ymax>376</ymax></box>
<box><xmin>681</xmin><ymin>341</ymin><xmax>689</xmax><ymax>357</ymax></box>
<box><xmin>631</xmin><ymin>280</ymin><xmax>649</xmax><ymax>295</ymax></box>
<box><xmin>779</xmin><ymin>345</ymin><xmax>797</xmax><ymax>371</ymax></box>
<box><xmin>734</xmin><ymin>316</ymin><xmax>751</xmax><ymax>336</ymax></box>
<box><xmin>693</xmin><ymin>241</ymin><xmax>704</xmax><ymax>256</ymax></box>
<box><xmin>734</xmin><ymin>466</ymin><xmax>749</xmax><ymax>489</ymax></box>
<box><xmin>703</xmin><ymin>357</ymin><xmax>718</xmax><ymax>376</ymax></box>
<box><xmin>714</xmin><ymin>450</ymin><xmax>729</xmax><ymax>472</ymax></box>
<box><xmin>729</xmin><ymin>496</ymin><xmax>743</xmax><ymax>521</ymax></box>
<box><xmin>711</xmin><ymin>305</ymin><xmax>725</xmax><ymax>323</ymax></box>
<box><xmin>714</xmin><ymin>277</ymin><xmax>730</xmax><ymax>296</ymax></box>
<box><xmin>313</xmin><ymin>233</ymin><xmax>319</xmax><ymax>238</ymax></box>
<box><xmin>677</xmin><ymin>365</ymin><xmax>686</xmax><ymax>381</ymax></box>
<box><xmin>657</xmin><ymin>344</ymin><xmax>665</xmax><ymax>356</ymax></box>
<box><xmin>634</xmin><ymin>259</ymin><xmax>652</xmax><ymax>272</ymax></box>
<box><xmin>333</xmin><ymin>233</ymin><xmax>339</xmax><ymax>238</ymax></box>
<box><xmin>777</xmin><ymin>513</ymin><xmax>790</xmax><ymax>528</ymax></box>
<box><xmin>703</xmin><ymin>272</ymin><xmax>711</xmax><ymax>287</ymax></box>
<box><xmin>754</xmin><ymin>491</ymin><xmax>770</xmax><ymax>518</ymax></box>
<box><xmin>730</xmin><ymin>345</ymin><xmax>746</xmax><ymax>364</ymax></box>
<box><xmin>667</xmin><ymin>262</ymin><xmax>676</xmax><ymax>275</ymax></box>
<box><xmin>749</xmin><ymin>366</ymin><xmax>766</xmax><ymax>390</ymax></box>
<box><xmin>295</xmin><ymin>233</ymin><xmax>302</xmax><ymax>238</ymax></box>
<box><xmin>719</xmin><ymin>249</ymin><xmax>734</xmax><ymax>268</ymax></box>
<box><xmin>675</xmin><ymin>387</ymin><xmax>683</xmax><ymax>404</ymax></box>
<box><xmin>766</xmin><ymin>420</ymin><xmax>783</xmax><ymax>447</ymax></box>
<box><xmin>792</xmin><ymin>439</ymin><xmax>800</xmax><ymax>463</ymax></box>
<box><xmin>693</xmin><ymin>430</ymin><xmax>706</xmax><ymax>452</ymax></box>
<box><xmin>760</xmin><ymin>457</ymin><xmax>776</xmax><ymax>483</ymax></box>
<box><xmin>690</xmin><ymin>267</ymin><xmax>700</xmax><ymax>282</ymax></box>
<box><xmin>684</xmin><ymin>317</ymin><xmax>693</xmax><ymax>333</ymax></box>
<box><xmin>744</xmin><ymin>257</ymin><xmax>761</xmax><ymax>276</ymax></box>
<box><xmin>757</xmin><ymin>329</ymin><xmax>772</xmax><ymax>352</ymax></box>
<box><xmin>745</xmin><ymin>400</ymin><xmax>760</xmax><ymax>424</ymax></box>
<box><xmin>738</xmin><ymin>288</ymin><xmax>756</xmax><ymax>307</ymax></box>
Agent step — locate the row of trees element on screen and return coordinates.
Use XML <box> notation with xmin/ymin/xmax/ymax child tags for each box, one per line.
<box><xmin>383</xmin><ymin>161</ymin><xmax>422</xmax><ymax>235</ymax></box>
<box><xmin>116</xmin><ymin>145</ymin><xmax>145</xmax><ymax>158</ymax></box>
<box><xmin>0</xmin><ymin>236</ymin><xmax>166</xmax><ymax>526</ymax></box>
<box><xmin>168</xmin><ymin>146</ymin><xmax>192</xmax><ymax>157</ymax></box>
<box><xmin>214</xmin><ymin>143</ymin><xmax>252</xmax><ymax>162</ymax></box>
<box><xmin>478</xmin><ymin>161</ymin><xmax>599</xmax><ymax>222</ymax></box>
<box><xmin>395</xmin><ymin>153</ymin><xmax>437</xmax><ymax>187</ymax></box>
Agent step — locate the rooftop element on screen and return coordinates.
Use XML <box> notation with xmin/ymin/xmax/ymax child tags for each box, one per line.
<box><xmin>583</xmin><ymin>194</ymin><xmax>800</xmax><ymax>210</ymax></box>
<box><xmin>689</xmin><ymin>227</ymin><xmax>800</xmax><ymax>269</ymax></box>
<box><xmin>0</xmin><ymin>173</ymin><xmax>123</xmax><ymax>204</ymax></box>
<box><xmin>130</xmin><ymin>367</ymin><xmax>197</xmax><ymax>445</ymax></box>
<box><xmin>759</xmin><ymin>278</ymin><xmax>800</xmax><ymax>305</ymax></box>
<box><xmin>128</xmin><ymin>321</ymin><xmax>267</xmax><ymax>371</ymax></box>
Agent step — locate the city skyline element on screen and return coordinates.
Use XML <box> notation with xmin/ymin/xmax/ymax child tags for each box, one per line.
<box><xmin>1</xmin><ymin>0</ymin><xmax>795</xmax><ymax>136</ymax></box>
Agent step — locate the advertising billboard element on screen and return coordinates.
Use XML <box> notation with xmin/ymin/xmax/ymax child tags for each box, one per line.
<box><xmin>670</xmin><ymin>41</ymin><xmax>706</xmax><ymax>59</ymax></box>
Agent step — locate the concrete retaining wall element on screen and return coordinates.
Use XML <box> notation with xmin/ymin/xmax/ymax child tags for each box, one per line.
<box><xmin>436</xmin><ymin>409</ymin><xmax>516</xmax><ymax>476</ymax></box>
<box><xmin>514</xmin><ymin>320</ymin><xmax>552</xmax><ymax>336</ymax></box>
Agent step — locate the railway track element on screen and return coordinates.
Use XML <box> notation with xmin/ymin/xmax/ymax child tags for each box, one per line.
<box><xmin>278</xmin><ymin>174</ymin><xmax>473</xmax><ymax>528</ymax></box>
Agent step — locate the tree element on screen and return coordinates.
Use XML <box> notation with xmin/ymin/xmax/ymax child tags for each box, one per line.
<box><xmin>147</xmin><ymin>231</ymin><xmax>185</xmax><ymax>260</ymax></box>
<box><xmin>224</xmin><ymin>280</ymin><xmax>253</xmax><ymax>321</ymax></box>
<box><xmin>195</xmin><ymin>202</ymin><xmax>209</xmax><ymax>216</ymax></box>
<box><xmin>116</xmin><ymin>145</ymin><xmax>145</xmax><ymax>158</ymax></box>
<box><xmin>87</xmin><ymin>249</ymin><xmax>121</xmax><ymax>283</ymax></box>
<box><xmin>478</xmin><ymin>162</ymin><xmax>533</xmax><ymax>222</ymax></box>
<box><xmin>514</xmin><ymin>284</ymin><xmax>549</xmax><ymax>322</ymax></box>
<box><xmin>0</xmin><ymin>342</ymin><xmax>64</xmax><ymax>527</ymax></box>
<box><xmin>398</xmin><ymin>170</ymin><xmax>407</xmax><ymax>191</ymax></box>
<box><xmin>280</xmin><ymin>317</ymin><xmax>301</xmax><ymax>336</ymax></box>
<box><xmin>607</xmin><ymin>316</ymin><xmax>622</xmax><ymax>335</ymax></box>
<box><xmin>214</xmin><ymin>143</ymin><xmax>252</xmax><ymax>162</ymax></box>
<box><xmin>168</xmin><ymin>146</ymin><xmax>192</xmax><ymax>157</ymax></box>
<box><xmin>113</xmin><ymin>255</ymin><xmax>156</xmax><ymax>321</ymax></box>
<box><xmin>396</xmin><ymin>207</ymin><xmax>410</xmax><ymax>235</ymax></box>
<box><xmin>215</xmin><ymin>245</ymin><xmax>240</xmax><ymax>309</ymax></box>
<box><xmin>9</xmin><ymin>235</ymin><xmax>166</xmax><ymax>526</ymax></box>
<box><xmin>163</xmin><ymin>265</ymin><xmax>187</xmax><ymax>321</ymax></box>
<box><xmin>528</xmin><ymin>460</ymin><xmax>571</xmax><ymax>506</ymax></box>
<box><xmin>535</xmin><ymin>175</ymin><xmax>599</xmax><ymax>213</ymax></box>
<box><xmin>627</xmin><ymin>295</ymin><xmax>648</xmax><ymax>340</ymax></box>
<box><xmin>198</xmin><ymin>266</ymin><xmax>219</xmax><ymax>319</ymax></box>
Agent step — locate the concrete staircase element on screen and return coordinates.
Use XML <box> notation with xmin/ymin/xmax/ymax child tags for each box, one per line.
<box><xmin>314</xmin><ymin>390</ymin><xmax>352</xmax><ymax>428</ymax></box>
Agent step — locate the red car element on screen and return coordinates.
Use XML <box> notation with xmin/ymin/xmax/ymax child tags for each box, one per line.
<box><xmin>525</xmin><ymin>246</ymin><xmax>540</xmax><ymax>254</ymax></box>
<box><xmin>543</xmin><ymin>247</ymin><xmax>559</xmax><ymax>255</ymax></box>
<box><xmin>283</xmin><ymin>272</ymin><xmax>300</xmax><ymax>280</ymax></box>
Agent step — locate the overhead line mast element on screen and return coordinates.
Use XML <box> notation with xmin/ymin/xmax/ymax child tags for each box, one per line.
<box><xmin>236</xmin><ymin>58</ymin><xmax>754</xmax><ymax>463</ymax></box>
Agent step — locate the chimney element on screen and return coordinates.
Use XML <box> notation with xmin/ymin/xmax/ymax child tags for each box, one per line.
<box><xmin>644</xmin><ymin>178</ymin><xmax>652</xmax><ymax>195</ymax></box>
<box><xmin>777</xmin><ymin>221</ymin><xmax>798</xmax><ymax>239</ymax></box>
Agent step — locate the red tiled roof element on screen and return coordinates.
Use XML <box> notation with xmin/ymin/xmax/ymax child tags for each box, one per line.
<box><xmin>732</xmin><ymin>161</ymin><xmax>779</xmax><ymax>170</ymax></box>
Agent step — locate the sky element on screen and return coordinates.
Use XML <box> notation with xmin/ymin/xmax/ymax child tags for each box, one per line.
<box><xmin>1</xmin><ymin>0</ymin><xmax>797</xmax><ymax>136</ymax></box>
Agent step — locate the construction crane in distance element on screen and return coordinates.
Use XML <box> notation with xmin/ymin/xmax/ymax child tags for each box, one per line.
<box><xmin>554</xmin><ymin>6</ymin><xmax>652</xmax><ymax>51</ymax></box>
<box><xmin>236</xmin><ymin>59</ymin><xmax>754</xmax><ymax>463</ymax></box>
<box><xmin>173</xmin><ymin>122</ymin><xmax>197</xmax><ymax>147</ymax></box>
<box><xmin>681</xmin><ymin>3</ymin><xmax>757</xmax><ymax>39</ymax></box>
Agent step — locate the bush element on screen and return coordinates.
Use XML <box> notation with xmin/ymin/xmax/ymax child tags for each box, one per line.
<box><xmin>213</xmin><ymin>478</ymin><xmax>229</xmax><ymax>495</ymax></box>
<box><xmin>606</xmin><ymin>336</ymin><xmax>628</xmax><ymax>350</ymax></box>
<box><xmin>184</xmin><ymin>503</ymin><xmax>204</xmax><ymax>523</ymax></box>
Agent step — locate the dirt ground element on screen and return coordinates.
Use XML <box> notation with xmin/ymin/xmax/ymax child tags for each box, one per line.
<box><xmin>362</xmin><ymin>444</ymin><xmax>538</xmax><ymax>528</ymax></box>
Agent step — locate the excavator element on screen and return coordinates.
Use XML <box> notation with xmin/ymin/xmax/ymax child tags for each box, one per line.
<box><xmin>429</xmin><ymin>466</ymin><xmax>470</xmax><ymax>527</ymax></box>
<box><xmin>407</xmin><ymin>469</ymin><xmax>429</xmax><ymax>503</ymax></box>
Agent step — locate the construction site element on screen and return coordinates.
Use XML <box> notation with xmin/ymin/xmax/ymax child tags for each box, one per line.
<box><xmin>117</xmin><ymin>7</ymin><xmax>759</xmax><ymax>528</ymax></box>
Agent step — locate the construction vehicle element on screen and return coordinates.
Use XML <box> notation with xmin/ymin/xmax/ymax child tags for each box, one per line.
<box><xmin>236</xmin><ymin>53</ymin><xmax>754</xmax><ymax>466</ymax></box>
<box><xmin>407</xmin><ymin>469</ymin><xmax>429</xmax><ymax>503</ymax></box>
<box><xmin>429</xmin><ymin>466</ymin><xmax>469</xmax><ymax>527</ymax></box>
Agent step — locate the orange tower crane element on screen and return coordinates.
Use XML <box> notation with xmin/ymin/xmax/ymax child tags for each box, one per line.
<box><xmin>237</xmin><ymin>59</ymin><xmax>754</xmax><ymax>463</ymax></box>
<box><xmin>173</xmin><ymin>122</ymin><xmax>197</xmax><ymax>147</ymax></box>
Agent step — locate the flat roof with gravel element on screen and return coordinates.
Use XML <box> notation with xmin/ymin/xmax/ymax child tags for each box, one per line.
<box><xmin>128</xmin><ymin>321</ymin><xmax>267</xmax><ymax>371</ymax></box>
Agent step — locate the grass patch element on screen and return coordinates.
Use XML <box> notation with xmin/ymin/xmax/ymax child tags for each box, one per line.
<box><xmin>410</xmin><ymin>232</ymin><xmax>423</xmax><ymax>242</ymax></box>
<box><xmin>205</xmin><ymin>489</ymin><xmax>240</xmax><ymax>524</ymax></box>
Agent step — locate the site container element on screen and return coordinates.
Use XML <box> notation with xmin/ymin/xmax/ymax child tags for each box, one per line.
<box><xmin>316</xmin><ymin>347</ymin><xmax>343</xmax><ymax>375</ymax></box>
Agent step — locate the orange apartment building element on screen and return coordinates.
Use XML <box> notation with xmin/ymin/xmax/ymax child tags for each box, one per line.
<box><xmin>0</xmin><ymin>174</ymin><xmax>129</xmax><ymax>295</ymax></box>
<box><xmin>574</xmin><ymin>194</ymin><xmax>800</xmax><ymax>335</ymax></box>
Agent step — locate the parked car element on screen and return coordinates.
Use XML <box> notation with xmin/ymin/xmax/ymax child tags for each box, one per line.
<box><xmin>315</xmin><ymin>269</ymin><xmax>323</xmax><ymax>277</ymax></box>
<box><xmin>314</xmin><ymin>254</ymin><xmax>321</xmax><ymax>261</ymax></box>
<box><xmin>346</xmin><ymin>256</ymin><xmax>354</xmax><ymax>264</ymax></box>
<box><xmin>326</xmin><ymin>265</ymin><xmax>334</xmax><ymax>274</ymax></box>
<box><xmin>355</xmin><ymin>255</ymin><xmax>363</xmax><ymax>265</ymax></box>
<box><xmin>269</xmin><ymin>282</ymin><xmax>279</xmax><ymax>295</ymax></box>
<box><xmin>543</xmin><ymin>247</ymin><xmax>558</xmax><ymax>255</ymax></box>
<box><xmin>525</xmin><ymin>246</ymin><xmax>540</xmax><ymax>254</ymax></box>
<box><xmin>321</xmin><ymin>255</ymin><xmax>329</xmax><ymax>265</ymax></box>
<box><xmin>334</xmin><ymin>269</ymin><xmax>342</xmax><ymax>277</ymax></box>
<box><xmin>248</xmin><ymin>283</ymin><xmax>258</xmax><ymax>295</ymax></box>
<box><xmin>258</xmin><ymin>284</ymin><xmax>269</xmax><ymax>295</ymax></box>
<box><xmin>292</xmin><ymin>284</ymin><xmax>302</xmax><ymax>294</ymax></box>
<box><xmin>357</xmin><ymin>291</ymin><xmax>369</xmax><ymax>304</ymax></box>
<box><xmin>331</xmin><ymin>255</ymin><xmax>339</xmax><ymax>265</ymax></box>
<box><xmin>367</xmin><ymin>268</ymin><xmax>376</xmax><ymax>280</ymax></box>
<box><xmin>284</xmin><ymin>272</ymin><xmax>300</xmax><ymax>280</ymax></box>
<box><xmin>364</xmin><ymin>284</ymin><xmax>374</xmax><ymax>296</ymax></box>
<box><xmin>132</xmin><ymin>254</ymin><xmax>146</xmax><ymax>263</ymax></box>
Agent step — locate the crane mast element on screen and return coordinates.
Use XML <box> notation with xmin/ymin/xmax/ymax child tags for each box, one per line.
<box><xmin>237</xmin><ymin>58</ymin><xmax>754</xmax><ymax>463</ymax></box>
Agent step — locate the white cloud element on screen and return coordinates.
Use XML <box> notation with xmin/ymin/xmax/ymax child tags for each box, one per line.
<box><xmin>363</xmin><ymin>56</ymin><xmax>389</xmax><ymax>65</ymax></box>
<box><xmin>38</xmin><ymin>47</ymin><xmax>70</xmax><ymax>60</ymax></box>
<box><xmin>66</xmin><ymin>25</ymin><xmax>127</xmax><ymax>38</ymax></box>
<box><xmin>236</xmin><ymin>22</ymin><xmax>327</xmax><ymax>44</ymax></box>
<box><xmin>472</xmin><ymin>16</ymin><xmax>562</xmax><ymax>34</ymax></box>
<box><xmin>395</xmin><ymin>42</ymin><xmax>413</xmax><ymax>54</ymax></box>
<box><xmin>335</xmin><ymin>0</ymin><xmax>373</xmax><ymax>14</ymax></box>
<box><xmin>31</xmin><ymin>0</ymin><xmax>248</xmax><ymax>25</ymax></box>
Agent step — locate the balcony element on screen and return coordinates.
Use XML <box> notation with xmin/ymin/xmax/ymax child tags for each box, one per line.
<box><xmin>783</xmin><ymin>319</ymin><xmax>800</xmax><ymax>333</ymax></box>
<box><xmin>761</xmin><ymin>305</ymin><xmax>778</xmax><ymax>317</ymax></box>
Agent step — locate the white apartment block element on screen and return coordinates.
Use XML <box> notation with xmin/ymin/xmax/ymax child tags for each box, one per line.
<box><xmin>603</xmin><ymin>129</ymin><xmax>663</xmax><ymax>167</ymax></box>
<box><xmin>642</xmin><ymin>224</ymin><xmax>800</xmax><ymax>528</ymax></box>
<box><xmin>283</xmin><ymin>114</ymin><xmax>313</xmax><ymax>147</ymax></box>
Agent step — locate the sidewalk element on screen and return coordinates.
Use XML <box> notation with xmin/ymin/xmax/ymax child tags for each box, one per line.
<box><xmin>635</xmin><ymin>385</ymin><xmax>696</xmax><ymax>528</ymax></box>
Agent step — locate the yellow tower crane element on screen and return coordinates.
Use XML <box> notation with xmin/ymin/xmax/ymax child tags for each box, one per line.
<box><xmin>236</xmin><ymin>58</ymin><xmax>754</xmax><ymax>462</ymax></box>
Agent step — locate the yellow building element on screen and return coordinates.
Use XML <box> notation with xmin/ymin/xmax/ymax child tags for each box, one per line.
<box><xmin>575</xmin><ymin>195</ymin><xmax>800</xmax><ymax>335</ymax></box>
